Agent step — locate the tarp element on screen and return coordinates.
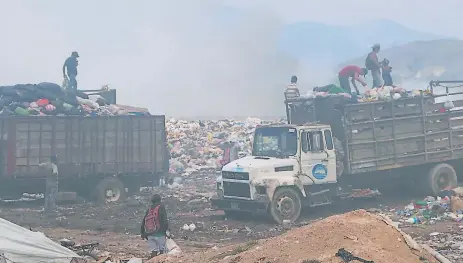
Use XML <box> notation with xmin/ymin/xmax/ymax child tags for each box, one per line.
<box><xmin>0</xmin><ymin>217</ymin><xmax>80</xmax><ymax>263</ymax></box>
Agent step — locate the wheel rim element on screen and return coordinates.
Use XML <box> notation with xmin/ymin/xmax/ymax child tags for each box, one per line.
<box><xmin>105</xmin><ymin>187</ymin><xmax>121</xmax><ymax>202</ymax></box>
<box><xmin>436</xmin><ymin>172</ymin><xmax>451</xmax><ymax>191</ymax></box>
<box><xmin>276</xmin><ymin>195</ymin><xmax>295</xmax><ymax>218</ymax></box>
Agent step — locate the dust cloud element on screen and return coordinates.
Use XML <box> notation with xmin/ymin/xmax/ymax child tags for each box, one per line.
<box><xmin>0</xmin><ymin>0</ymin><xmax>310</xmax><ymax>118</ymax></box>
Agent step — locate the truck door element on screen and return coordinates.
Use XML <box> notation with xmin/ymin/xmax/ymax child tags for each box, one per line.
<box><xmin>299</xmin><ymin>129</ymin><xmax>337</xmax><ymax>184</ymax></box>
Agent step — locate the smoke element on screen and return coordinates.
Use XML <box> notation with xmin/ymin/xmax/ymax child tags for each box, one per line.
<box><xmin>0</xmin><ymin>0</ymin><xmax>299</xmax><ymax>118</ymax></box>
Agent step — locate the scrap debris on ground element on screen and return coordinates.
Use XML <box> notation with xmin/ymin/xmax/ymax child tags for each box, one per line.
<box><xmin>148</xmin><ymin>210</ymin><xmax>439</xmax><ymax>263</ymax></box>
<box><xmin>1</xmin><ymin>173</ymin><xmax>462</xmax><ymax>262</ymax></box>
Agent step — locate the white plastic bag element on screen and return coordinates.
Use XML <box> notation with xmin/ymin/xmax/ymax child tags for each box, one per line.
<box><xmin>166</xmin><ymin>238</ymin><xmax>181</xmax><ymax>255</ymax></box>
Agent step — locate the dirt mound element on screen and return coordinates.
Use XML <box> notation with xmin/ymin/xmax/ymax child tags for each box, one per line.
<box><xmin>150</xmin><ymin>210</ymin><xmax>439</xmax><ymax>263</ymax></box>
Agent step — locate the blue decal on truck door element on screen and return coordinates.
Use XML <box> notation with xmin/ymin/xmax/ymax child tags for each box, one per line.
<box><xmin>312</xmin><ymin>164</ymin><xmax>327</xmax><ymax>180</ymax></box>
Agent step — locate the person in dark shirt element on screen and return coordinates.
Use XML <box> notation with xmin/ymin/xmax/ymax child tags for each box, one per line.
<box><xmin>63</xmin><ymin>51</ymin><xmax>79</xmax><ymax>90</ymax></box>
<box><xmin>338</xmin><ymin>65</ymin><xmax>368</xmax><ymax>94</ymax></box>
<box><xmin>141</xmin><ymin>194</ymin><xmax>169</xmax><ymax>258</ymax></box>
<box><xmin>381</xmin><ymin>58</ymin><xmax>394</xmax><ymax>86</ymax></box>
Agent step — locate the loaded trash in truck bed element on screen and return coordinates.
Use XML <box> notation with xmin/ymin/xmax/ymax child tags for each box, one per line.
<box><xmin>285</xmin><ymin>81</ymin><xmax>463</xmax><ymax>174</ymax></box>
<box><xmin>0</xmin><ymin>83</ymin><xmax>149</xmax><ymax>117</ymax></box>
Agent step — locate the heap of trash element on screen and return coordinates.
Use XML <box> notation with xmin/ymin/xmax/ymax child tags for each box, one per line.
<box><xmin>392</xmin><ymin>188</ymin><xmax>463</xmax><ymax>225</ymax></box>
<box><xmin>293</xmin><ymin>84</ymin><xmax>432</xmax><ymax>102</ymax></box>
<box><xmin>0</xmin><ymin>83</ymin><xmax>150</xmax><ymax>117</ymax></box>
<box><xmin>148</xmin><ymin>210</ymin><xmax>440</xmax><ymax>263</ymax></box>
<box><xmin>166</xmin><ymin>117</ymin><xmax>283</xmax><ymax>175</ymax></box>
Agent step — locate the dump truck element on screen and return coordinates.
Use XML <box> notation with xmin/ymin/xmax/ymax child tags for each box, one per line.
<box><xmin>0</xmin><ymin>88</ymin><xmax>167</xmax><ymax>202</ymax></box>
<box><xmin>211</xmin><ymin>80</ymin><xmax>463</xmax><ymax>223</ymax></box>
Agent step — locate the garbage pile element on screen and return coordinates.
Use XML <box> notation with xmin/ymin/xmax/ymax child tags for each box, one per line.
<box><xmin>0</xmin><ymin>83</ymin><xmax>150</xmax><ymax>117</ymax></box>
<box><xmin>393</xmin><ymin>190</ymin><xmax>463</xmax><ymax>225</ymax></box>
<box><xmin>166</xmin><ymin>117</ymin><xmax>283</xmax><ymax>175</ymax></box>
<box><xmin>148</xmin><ymin>210</ymin><xmax>439</xmax><ymax>263</ymax></box>
<box><xmin>299</xmin><ymin>85</ymin><xmax>432</xmax><ymax>102</ymax></box>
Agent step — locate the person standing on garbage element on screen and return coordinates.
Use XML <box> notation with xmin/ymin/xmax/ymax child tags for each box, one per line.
<box><xmin>284</xmin><ymin>75</ymin><xmax>300</xmax><ymax>99</ymax></box>
<box><xmin>365</xmin><ymin>44</ymin><xmax>383</xmax><ymax>88</ymax></box>
<box><xmin>141</xmin><ymin>194</ymin><xmax>169</xmax><ymax>258</ymax></box>
<box><xmin>337</xmin><ymin>65</ymin><xmax>368</xmax><ymax>95</ymax></box>
<box><xmin>62</xmin><ymin>51</ymin><xmax>79</xmax><ymax>90</ymax></box>
<box><xmin>39</xmin><ymin>155</ymin><xmax>59</xmax><ymax>213</ymax></box>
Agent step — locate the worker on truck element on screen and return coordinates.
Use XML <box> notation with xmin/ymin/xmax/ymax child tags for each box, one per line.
<box><xmin>365</xmin><ymin>44</ymin><xmax>382</xmax><ymax>88</ymax></box>
<box><xmin>63</xmin><ymin>51</ymin><xmax>79</xmax><ymax>90</ymax></box>
<box><xmin>338</xmin><ymin>65</ymin><xmax>368</xmax><ymax>95</ymax></box>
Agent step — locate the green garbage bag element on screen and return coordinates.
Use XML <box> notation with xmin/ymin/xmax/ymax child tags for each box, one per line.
<box><xmin>15</xmin><ymin>107</ymin><xmax>30</xmax><ymax>116</ymax></box>
<box><xmin>313</xmin><ymin>84</ymin><xmax>347</xmax><ymax>94</ymax></box>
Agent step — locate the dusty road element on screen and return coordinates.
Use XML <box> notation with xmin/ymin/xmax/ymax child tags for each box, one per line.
<box><xmin>1</xmin><ymin>172</ymin><xmax>462</xmax><ymax>261</ymax></box>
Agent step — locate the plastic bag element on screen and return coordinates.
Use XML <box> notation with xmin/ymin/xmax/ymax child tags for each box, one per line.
<box><xmin>62</xmin><ymin>77</ymin><xmax>70</xmax><ymax>90</ymax></box>
<box><xmin>166</xmin><ymin>238</ymin><xmax>181</xmax><ymax>255</ymax></box>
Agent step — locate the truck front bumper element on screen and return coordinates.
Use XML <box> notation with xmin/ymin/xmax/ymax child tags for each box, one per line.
<box><xmin>210</xmin><ymin>195</ymin><xmax>268</xmax><ymax>212</ymax></box>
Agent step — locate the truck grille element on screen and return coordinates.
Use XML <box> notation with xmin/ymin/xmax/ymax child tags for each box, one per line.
<box><xmin>223</xmin><ymin>181</ymin><xmax>251</xmax><ymax>198</ymax></box>
<box><xmin>222</xmin><ymin>171</ymin><xmax>249</xmax><ymax>180</ymax></box>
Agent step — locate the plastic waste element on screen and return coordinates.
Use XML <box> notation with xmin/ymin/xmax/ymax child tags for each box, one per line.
<box><xmin>406</xmin><ymin>217</ymin><xmax>420</xmax><ymax>224</ymax></box>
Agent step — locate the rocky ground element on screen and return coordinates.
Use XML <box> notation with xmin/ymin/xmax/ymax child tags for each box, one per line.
<box><xmin>1</xmin><ymin>172</ymin><xmax>462</xmax><ymax>262</ymax></box>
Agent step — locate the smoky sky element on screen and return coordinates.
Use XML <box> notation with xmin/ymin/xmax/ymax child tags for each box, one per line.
<box><xmin>0</xmin><ymin>0</ymin><xmax>459</xmax><ymax>117</ymax></box>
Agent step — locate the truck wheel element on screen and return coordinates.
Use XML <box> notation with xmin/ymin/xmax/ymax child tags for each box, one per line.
<box><xmin>269</xmin><ymin>187</ymin><xmax>302</xmax><ymax>224</ymax></box>
<box><xmin>425</xmin><ymin>163</ymin><xmax>457</xmax><ymax>196</ymax></box>
<box><xmin>96</xmin><ymin>177</ymin><xmax>126</xmax><ymax>203</ymax></box>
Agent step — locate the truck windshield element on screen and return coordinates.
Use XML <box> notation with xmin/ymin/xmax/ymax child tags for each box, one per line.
<box><xmin>252</xmin><ymin>127</ymin><xmax>298</xmax><ymax>157</ymax></box>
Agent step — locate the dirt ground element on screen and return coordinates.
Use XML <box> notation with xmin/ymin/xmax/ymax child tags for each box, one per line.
<box><xmin>0</xmin><ymin>172</ymin><xmax>461</xmax><ymax>262</ymax></box>
<box><xmin>149</xmin><ymin>210</ymin><xmax>439</xmax><ymax>263</ymax></box>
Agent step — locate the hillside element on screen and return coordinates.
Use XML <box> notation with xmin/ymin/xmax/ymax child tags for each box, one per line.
<box><xmin>344</xmin><ymin>39</ymin><xmax>463</xmax><ymax>89</ymax></box>
<box><xmin>278</xmin><ymin>19</ymin><xmax>444</xmax><ymax>64</ymax></box>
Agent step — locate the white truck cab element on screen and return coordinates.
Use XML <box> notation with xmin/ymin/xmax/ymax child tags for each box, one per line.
<box><xmin>211</xmin><ymin>124</ymin><xmax>340</xmax><ymax>223</ymax></box>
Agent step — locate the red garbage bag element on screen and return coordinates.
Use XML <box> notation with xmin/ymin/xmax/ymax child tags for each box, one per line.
<box><xmin>37</xmin><ymin>98</ymin><xmax>49</xmax><ymax>107</ymax></box>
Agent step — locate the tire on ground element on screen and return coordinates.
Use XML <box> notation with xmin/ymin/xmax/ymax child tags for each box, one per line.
<box><xmin>269</xmin><ymin>187</ymin><xmax>302</xmax><ymax>224</ymax></box>
<box><xmin>95</xmin><ymin>177</ymin><xmax>126</xmax><ymax>203</ymax></box>
<box><xmin>425</xmin><ymin>163</ymin><xmax>457</xmax><ymax>196</ymax></box>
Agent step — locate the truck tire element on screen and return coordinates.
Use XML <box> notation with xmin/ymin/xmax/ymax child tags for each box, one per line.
<box><xmin>425</xmin><ymin>163</ymin><xmax>457</xmax><ymax>196</ymax></box>
<box><xmin>269</xmin><ymin>187</ymin><xmax>302</xmax><ymax>224</ymax></box>
<box><xmin>96</xmin><ymin>177</ymin><xmax>126</xmax><ymax>203</ymax></box>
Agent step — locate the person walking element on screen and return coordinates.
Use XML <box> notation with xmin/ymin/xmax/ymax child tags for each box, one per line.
<box><xmin>365</xmin><ymin>44</ymin><xmax>382</xmax><ymax>88</ymax></box>
<box><xmin>39</xmin><ymin>155</ymin><xmax>59</xmax><ymax>213</ymax></box>
<box><xmin>141</xmin><ymin>194</ymin><xmax>169</xmax><ymax>258</ymax></box>
<box><xmin>63</xmin><ymin>51</ymin><xmax>79</xmax><ymax>90</ymax></box>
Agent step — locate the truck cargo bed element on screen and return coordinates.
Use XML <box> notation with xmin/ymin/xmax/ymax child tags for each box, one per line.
<box><xmin>0</xmin><ymin>115</ymin><xmax>166</xmax><ymax>179</ymax></box>
<box><xmin>344</xmin><ymin>95</ymin><xmax>463</xmax><ymax>173</ymax></box>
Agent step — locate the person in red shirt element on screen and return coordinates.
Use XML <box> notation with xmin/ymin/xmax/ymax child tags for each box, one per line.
<box><xmin>338</xmin><ymin>65</ymin><xmax>368</xmax><ymax>94</ymax></box>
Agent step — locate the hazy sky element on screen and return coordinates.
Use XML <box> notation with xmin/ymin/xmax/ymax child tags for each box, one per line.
<box><xmin>1</xmin><ymin>0</ymin><xmax>460</xmax><ymax>117</ymax></box>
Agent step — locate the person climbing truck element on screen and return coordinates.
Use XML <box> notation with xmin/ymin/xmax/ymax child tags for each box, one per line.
<box><xmin>63</xmin><ymin>51</ymin><xmax>79</xmax><ymax>90</ymax></box>
<box><xmin>338</xmin><ymin>65</ymin><xmax>368</xmax><ymax>94</ymax></box>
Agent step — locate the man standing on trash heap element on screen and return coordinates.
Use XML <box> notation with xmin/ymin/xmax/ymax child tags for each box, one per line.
<box><xmin>39</xmin><ymin>155</ymin><xmax>59</xmax><ymax>214</ymax></box>
<box><xmin>141</xmin><ymin>194</ymin><xmax>170</xmax><ymax>258</ymax></box>
<box><xmin>337</xmin><ymin>65</ymin><xmax>369</xmax><ymax>95</ymax></box>
<box><xmin>62</xmin><ymin>51</ymin><xmax>79</xmax><ymax>90</ymax></box>
<box><xmin>365</xmin><ymin>43</ymin><xmax>383</xmax><ymax>88</ymax></box>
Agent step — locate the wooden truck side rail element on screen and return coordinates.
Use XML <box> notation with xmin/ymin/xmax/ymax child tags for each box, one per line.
<box><xmin>344</xmin><ymin>82</ymin><xmax>463</xmax><ymax>174</ymax></box>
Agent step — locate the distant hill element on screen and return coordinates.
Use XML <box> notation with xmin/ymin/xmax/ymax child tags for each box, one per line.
<box><xmin>344</xmin><ymin>39</ymin><xmax>463</xmax><ymax>89</ymax></box>
<box><xmin>278</xmin><ymin>19</ymin><xmax>446</xmax><ymax>65</ymax></box>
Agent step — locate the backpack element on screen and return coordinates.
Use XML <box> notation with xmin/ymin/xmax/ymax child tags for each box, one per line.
<box><xmin>144</xmin><ymin>205</ymin><xmax>161</xmax><ymax>234</ymax></box>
